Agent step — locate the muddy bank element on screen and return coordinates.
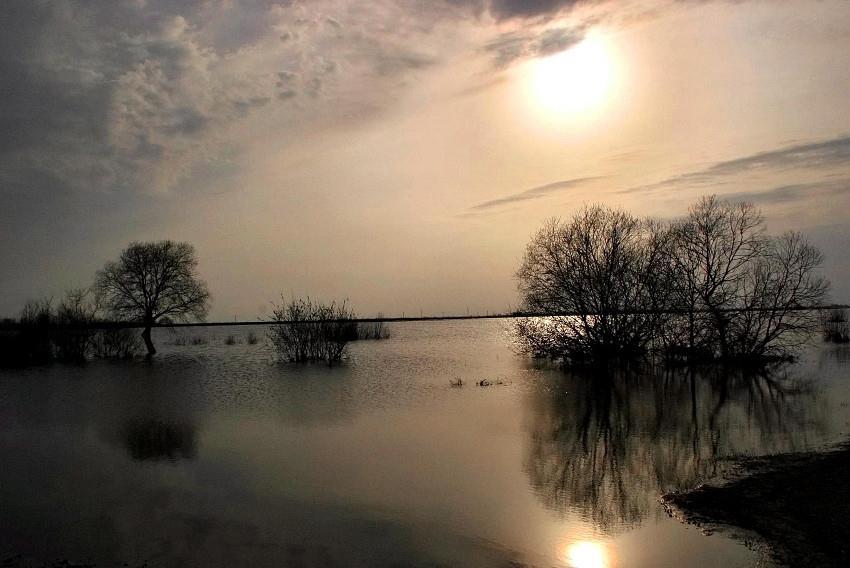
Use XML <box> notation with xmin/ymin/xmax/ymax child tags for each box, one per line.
<box><xmin>664</xmin><ymin>443</ymin><xmax>850</xmax><ymax>567</ymax></box>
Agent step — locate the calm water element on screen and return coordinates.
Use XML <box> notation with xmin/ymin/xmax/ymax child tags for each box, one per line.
<box><xmin>2</xmin><ymin>320</ymin><xmax>850</xmax><ymax>567</ymax></box>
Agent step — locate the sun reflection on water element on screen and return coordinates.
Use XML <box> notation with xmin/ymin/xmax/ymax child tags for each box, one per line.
<box><xmin>561</xmin><ymin>540</ymin><xmax>610</xmax><ymax>568</ymax></box>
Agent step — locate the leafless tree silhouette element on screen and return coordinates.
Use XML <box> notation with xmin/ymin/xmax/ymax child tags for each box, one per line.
<box><xmin>516</xmin><ymin>196</ymin><xmax>829</xmax><ymax>365</ymax></box>
<box><xmin>667</xmin><ymin>196</ymin><xmax>766</xmax><ymax>359</ymax></box>
<box><xmin>516</xmin><ymin>206</ymin><xmax>674</xmax><ymax>364</ymax></box>
<box><xmin>94</xmin><ymin>241</ymin><xmax>210</xmax><ymax>356</ymax></box>
<box><xmin>53</xmin><ymin>288</ymin><xmax>100</xmax><ymax>362</ymax></box>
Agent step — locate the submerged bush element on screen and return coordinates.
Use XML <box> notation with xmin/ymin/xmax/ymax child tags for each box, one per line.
<box><xmin>93</xmin><ymin>327</ymin><xmax>141</xmax><ymax>359</ymax></box>
<box><xmin>823</xmin><ymin>309</ymin><xmax>850</xmax><ymax>343</ymax></box>
<box><xmin>247</xmin><ymin>331</ymin><xmax>259</xmax><ymax>345</ymax></box>
<box><xmin>1</xmin><ymin>291</ymin><xmax>142</xmax><ymax>366</ymax></box>
<box><xmin>18</xmin><ymin>298</ymin><xmax>55</xmax><ymax>364</ymax></box>
<box><xmin>268</xmin><ymin>297</ymin><xmax>355</xmax><ymax>364</ymax></box>
<box><xmin>53</xmin><ymin>289</ymin><xmax>100</xmax><ymax>363</ymax></box>
<box><xmin>224</xmin><ymin>334</ymin><xmax>237</xmax><ymax>345</ymax></box>
<box><xmin>354</xmin><ymin>318</ymin><xmax>390</xmax><ymax>341</ymax></box>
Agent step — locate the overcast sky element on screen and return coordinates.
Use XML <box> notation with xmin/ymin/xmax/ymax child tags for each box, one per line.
<box><xmin>2</xmin><ymin>0</ymin><xmax>850</xmax><ymax>319</ymax></box>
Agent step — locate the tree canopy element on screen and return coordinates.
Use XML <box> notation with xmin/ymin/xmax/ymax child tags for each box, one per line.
<box><xmin>94</xmin><ymin>240</ymin><xmax>210</xmax><ymax>355</ymax></box>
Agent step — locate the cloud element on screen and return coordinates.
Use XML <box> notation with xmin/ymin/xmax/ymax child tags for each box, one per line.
<box><xmin>624</xmin><ymin>134</ymin><xmax>850</xmax><ymax>194</ymax></box>
<box><xmin>724</xmin><ymin>178</ymin><xmax>850</xmax><ymax>206</ymax></box>
<box><xmin>443</xmin><ymin>0</ymin><xmax>588</xmax><ymax>21</ymax></box>
<box><xmin>484</xmin><ymin>25</ymin><xmax>586</xmax><ymax>67</ymax></box>
<box><xmin>489</xmin><ymin>0</ymin><xmax>584</xmax><ymax>20</ymax></box>
<box><xmin>468</xmin><ymin>177</ymin><xmax>603</xmax><ymax>211</ymax></box>
<box><xmin>0</xmin><ymin>0</ymin><xmax>467</xmax><ymax>201</ymax></box>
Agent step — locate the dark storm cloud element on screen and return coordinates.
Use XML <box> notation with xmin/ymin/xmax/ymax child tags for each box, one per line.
<box><xmin>469</xmin><ymin>177</ymin><xmax>603</xmax><ymax>211</ymax></box>
<box><xmin>624</xmin><ymin>135</ymin><xmax>850</xmax><ymax>193</ymax></box>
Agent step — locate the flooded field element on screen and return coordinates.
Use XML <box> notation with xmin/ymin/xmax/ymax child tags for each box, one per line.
<box><xmin>2</xmin><ymin>320</ymin><xmax>849</xmax><ymax>567</ymax></box>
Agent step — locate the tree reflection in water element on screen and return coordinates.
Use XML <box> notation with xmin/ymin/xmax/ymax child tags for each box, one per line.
<box><xmin>524</xmin><ymin>365</ymin><xmax>823</xmax><ymax>532</ymax></box>
<box><xmin>120</xmin><ymin>417</ymin><xmax>197</xmax><ymax>462</ymax></box>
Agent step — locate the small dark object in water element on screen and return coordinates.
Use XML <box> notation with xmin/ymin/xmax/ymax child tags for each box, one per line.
<box><xmin>449</xmin><ymin>378</ymin><xmax>464</xmax><ymax>387</ymax></box>
<box><xmin>476</xmin><ymin>378</ymin><xmax>505</xmax><ymax>387</ymax></box>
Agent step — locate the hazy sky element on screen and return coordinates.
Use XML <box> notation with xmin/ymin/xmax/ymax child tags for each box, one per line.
<box><xmin>2</xmin><ymin>0</ymin><xmax>850</xmax><ymax>319</ymax></box>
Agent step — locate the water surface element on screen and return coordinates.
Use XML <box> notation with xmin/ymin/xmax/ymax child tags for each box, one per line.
<box><xmin>2</xmin><ymin>320</ymin><xmax>849</xmax><ymax>567</ymax></box>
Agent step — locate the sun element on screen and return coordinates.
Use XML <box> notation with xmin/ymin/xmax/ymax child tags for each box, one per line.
<box><xmin>529</xmin><ymin>34</ymin><xmax>616</xmax><ymax>118</ymax></box>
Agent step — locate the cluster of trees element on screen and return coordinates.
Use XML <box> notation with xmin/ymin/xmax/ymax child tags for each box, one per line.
<box><xmin>516</xmin><ymin>196</ymin><xmax>830</xmax><ymax>366</ymax></box>
<box><xmin>0</xmin><ymin>291</ymin><xmax>142</xmax><ymax>365</ymax></box>
<box><xmin>0</xmin><ymin>241</ymin><xmax>211</xmax><ymax>365</ymax></box>
<box><xmin>2</xmin><ymin>238</ymin><xmax>394</xmax><ymax>367</ymax></box>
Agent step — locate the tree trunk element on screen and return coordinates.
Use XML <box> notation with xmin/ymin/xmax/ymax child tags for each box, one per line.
<box><xmin>142</xmin><ymin>325</ymin><xmax>156</xmax><ymax>357</ymax></box>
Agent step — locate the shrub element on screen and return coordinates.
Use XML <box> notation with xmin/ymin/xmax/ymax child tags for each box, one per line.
<box><xmin>224</xmin><ymin>334</ymin><xmax>237</xmax><ymax>345</ymax></box>
<box><xmin>53</xmin><ymin>289</ymin><xmax>99</xmax><ymax>363</ymax></box>
<box><xmin>93</xmin><ymin>327</ymin><xmax>141</xmax><ymax>359</ymax></box>
<box><xmin>17</xmin><ymin>298</ymin><xmax>55</xmax><ymax>365</ymax></box>
<box><xmin>247</xmin><ymin>331</ymin><xmax>259</xmax><ymax>345</ymax></box>
<box><xmin>268</xmin><ymin>297</ymin><xmax>355</xmax><ymax>364</ymax></box>
<box><xmin>355</xmin><ymin>318</ymin><xmax>391</xmax><ymax>340</ymax></box>
<box><xmin>823</xmin><ymin>309</ymin><xmax>850</xmax><ymax>343</ymax></box>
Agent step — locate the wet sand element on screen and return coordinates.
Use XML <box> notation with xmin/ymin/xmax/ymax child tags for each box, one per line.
<box><xmin>663</xmin><ymin>443</ymin><xmax>850</xmax><ymax>567</ymax></box>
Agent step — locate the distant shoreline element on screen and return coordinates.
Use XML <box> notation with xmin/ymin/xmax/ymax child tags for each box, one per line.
<box><xmin>3</xmin><ymin>305</ymin><xmax>847</xmax><ymax>329</ymax></box>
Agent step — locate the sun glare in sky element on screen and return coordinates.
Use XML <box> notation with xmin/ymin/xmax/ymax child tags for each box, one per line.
<box><xmin>529</xmin><ymin>34</ymin><xmax>617</xmax><ymax>119</ymax></box>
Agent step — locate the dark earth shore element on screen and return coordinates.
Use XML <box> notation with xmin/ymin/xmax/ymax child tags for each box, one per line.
<box><xmin>663</xmin><ymin>443</ymin><xmax>850</xmax><ymax>567</ymax></box>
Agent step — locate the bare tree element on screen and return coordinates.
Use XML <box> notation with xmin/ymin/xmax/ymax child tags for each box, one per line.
<box><xmin>669</xmin><ymin>198</ymin><xmax>827</xmax><ymax>361</ymax></box>
<box><xmin>53</xmin><ymin>288</ymin><xmax>100</xmax><ymax>362</ymax></box>
<box><xmin>516</xmin><ymin>196</ymin><xmax>829</xmax><ymax>366</ymax></box>
<box><xmin>516</xmin><ymin>206</ymin><xmax>673</xmax><ymax>363</ymax></box>
<box><xmin>670</xmin><ymin>196</ymin><xmax>767</xmax><ymax>359</ymax></box>
<box><xmin>94</xmin><ymin>241</ymin><xmax>210</xmax><ymax>356</ymax></box>
<box><xmin>728</xmin><ymin>232</ymin><xmax>829</xmax><ymax>359</ymax></box>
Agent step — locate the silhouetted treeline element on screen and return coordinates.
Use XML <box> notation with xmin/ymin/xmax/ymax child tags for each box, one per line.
<box><xmin>0</xmin><ymin>291</ymin><xmax>141</xmax><ymax>367</ymax></box>
<box><xmin>516</xmin><ymin>196</ymin><xmax>829</xmax><ymax>366</ymax></box>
